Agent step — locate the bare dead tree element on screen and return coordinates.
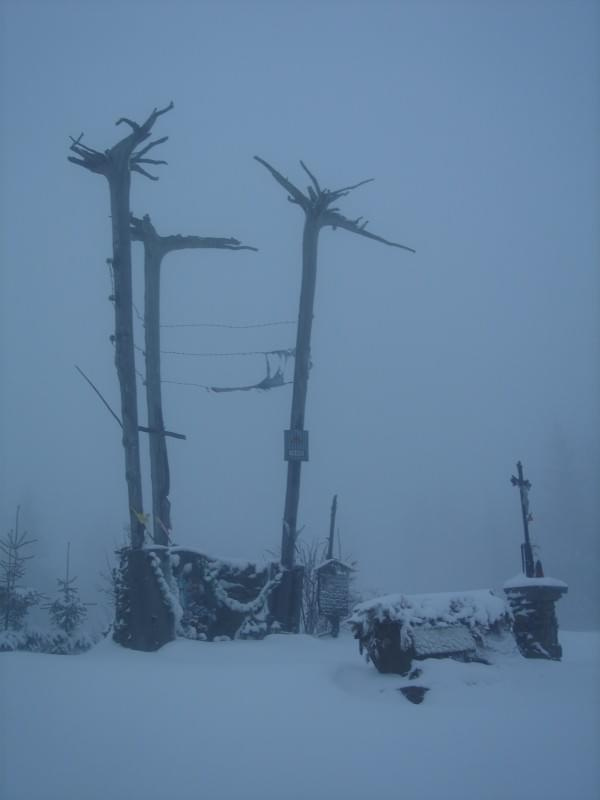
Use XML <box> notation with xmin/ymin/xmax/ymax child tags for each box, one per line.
<box><xmin>255</xmin><ymin>157</ymin><xmax>414</xmax><ymax>629</ymax></box>
<box><xmin>130</xmin><ymin>213</ymin><xmax>257</xmax><ymax>544</ymax></box>
<box><xmin>68</xmin><ymin>103</ymin><xmax>173</xmax><ymax>549</ymax></box>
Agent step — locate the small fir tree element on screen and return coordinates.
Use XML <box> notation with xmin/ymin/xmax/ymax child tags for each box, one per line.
<box><xmin>0</xmin><ymin>507</ymin><xmax>40</xmax><ymax>630</ymax></box>
<box><xmin>47</xmin><ymin>543</ymin><xmax>91</xmax><ymax>636</ymax></box>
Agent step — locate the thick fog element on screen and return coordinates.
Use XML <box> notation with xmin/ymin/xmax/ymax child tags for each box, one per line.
<box><xmin>1</xmin><ymin>0</ymin><xmax>598</xmax><ymax>629</ymax></box>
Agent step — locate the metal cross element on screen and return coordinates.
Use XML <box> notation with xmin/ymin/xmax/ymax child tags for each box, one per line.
<box><xmin>511</xmin><ymin>460</ymin><xmax>535</xmax><ymax>577</ymax></box>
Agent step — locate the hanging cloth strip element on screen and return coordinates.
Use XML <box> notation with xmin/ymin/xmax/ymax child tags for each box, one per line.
<box><xmin>209</xmin><ymin>350</ymin><xmax>294</xmax><ymax>393</ymax></box>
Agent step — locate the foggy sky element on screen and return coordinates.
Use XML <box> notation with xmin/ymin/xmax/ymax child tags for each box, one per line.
<box><xmin>1</xmin><ymin>0</ymin><xmax>598</xmax><ymax>628</ymax></box>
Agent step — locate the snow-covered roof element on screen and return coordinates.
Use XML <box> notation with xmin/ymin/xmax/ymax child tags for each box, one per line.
<box><xmin>503</xmin><ymin>574</ymin><xmax>568</xmax><ymax>590</ymax></box>
<box><xmin>350</xmin><ymin>589</ymin><xmax>509</xmax><ymax>632</ymax></box>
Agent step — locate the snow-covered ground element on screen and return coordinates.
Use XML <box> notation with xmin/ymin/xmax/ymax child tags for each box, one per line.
<box><xmin>1</xmin><ymin>631</ymin><xmax>599</xmax><ymax>800</ymax></box>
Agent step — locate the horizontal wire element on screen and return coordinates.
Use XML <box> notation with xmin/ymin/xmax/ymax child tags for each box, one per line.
<box><xmin>160</xmin><ymin>348</ymin><xmax>292</xmax><ymax>358</ymax></box>
<box><xmin>131</xmin><ymin>303</ymin><xmax>296</xmax><ymax>331</ymax></box>
<box><xmin>162</xmin><ymin>378</ymin><xmax>294</xmax><ymax>390</ymax></box>
<box><xmin>135</xmin><ymin>343</ymin><xmax>294</xmax><ymax>359</ymax></box>
<box><xmin>161</xmin><ymin>320</ymin><xmax>296</xmax><ymax>330</ymax></box>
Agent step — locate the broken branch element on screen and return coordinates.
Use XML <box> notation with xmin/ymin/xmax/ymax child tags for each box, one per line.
<box><xmin>67</xmin><ymin>156</ymin><xmax>106</xmax><ymax>175</ymax></box>
<box><xmin>133</xmin><ymin>158</ymin><xmax>168</xmax><ymax>166</ymax></box>
<box><xmin>254</xmin><ymin>156</ymin><xmax>309</xmax><ymax>210</ymax></box>
<box><xmin>321</xmin><ymin>211</ymin><xmax>416</xmax><ymax>252</ymax></box>
<box><xmin>161</xmin><ymin>234</ymin><xmax>258</xmax><ymax>253</ymax></box>
<box><xmin>131</xmin><ymin>164</ymin><xmax>160</xmax><ymax>181</ymax></box>
<box><xmin>132</xmin><ymin>136</ymin><xmax>169</xmax><ymax>159</ymax></box>
<box><xmin>330</xmin><ymin>177</ymin><xmax>375</xmax><ymax>198</ymax></box>
<box><xmin>115</xmin><ymin>117</ymin><xmax>140</xmax><ymax>132</ymax></box>
<box><xmin>299</xmin><ymin>161</ymin><xmax>321</xmax><ymax>194</ymax></box>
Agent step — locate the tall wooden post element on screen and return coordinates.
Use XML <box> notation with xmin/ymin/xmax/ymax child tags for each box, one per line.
<box><xmin>281</xmin><ymin>216</ymin><xmax>319</xmax><ymax>568</ymax></box>
<box><xmin>69</xmin><ymin>103</ymin><xmax>173</xmax><ymax>549</ymax></box>
<box><xmin>327</xmin><ymin>494</ymin><xmax>338</xmax><ymax>561</ymax></box>
<box><xmin>130</xmin><ymin>215</ymin><xmax>257</xmax><ymax>545</ymax></box>
<box><xmin>255</xmin><ymin>157</ymin><xmax>415</xmax><ymax>628</ymax></box>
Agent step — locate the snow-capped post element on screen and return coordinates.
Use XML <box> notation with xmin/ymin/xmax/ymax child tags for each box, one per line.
<box><xmin>254</xmin><ymin>157</ymin><xmax>415</xmax><ymax>631</ymax></box>
<box><xmin>68</xmin><ymin>102</ymin><xmax>173</xmax><ymax>550</ymax></box>
<box><xmin>130</xmin><ymin>214</ymin><xmax>257</xmax><ymax>545</ymax></box>
<box><xmin>505</xmin><ymin>461</ymin><xmax>568</xmax><ymax>660</ymax></box>
<box><xmin>510</xmin><ymin>460</ymin><xmax>536</xmax><ymax>577</ymax></box>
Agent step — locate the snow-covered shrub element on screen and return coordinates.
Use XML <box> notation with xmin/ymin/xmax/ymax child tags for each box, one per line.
<box><xmin>0</xmin><ymin>586</ymin><xmax>42</xmax><ymax>631</ymax></box>
<box><xmin>0</xmin><ymin>627</ymin><xmax>95</xmax><ymax>654</ymax></box>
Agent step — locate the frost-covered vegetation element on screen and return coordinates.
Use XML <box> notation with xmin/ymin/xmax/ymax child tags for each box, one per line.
<box><xmin>0</xmin><ymin>513</ymin><xmax>95</xmax><ymax>654</ymax></box>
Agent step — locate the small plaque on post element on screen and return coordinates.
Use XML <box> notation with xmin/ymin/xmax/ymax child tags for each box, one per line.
<box><xmin>284</xmin><ymin>429</ymin><xmax>309</xmax><ymax>461</ymax></box>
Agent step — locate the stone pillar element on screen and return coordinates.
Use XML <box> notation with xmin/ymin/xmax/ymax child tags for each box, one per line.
<box><xmin>504</xmin><ymin>577</ymin><xmax>568</xmax><ymax>660</ymax></box>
